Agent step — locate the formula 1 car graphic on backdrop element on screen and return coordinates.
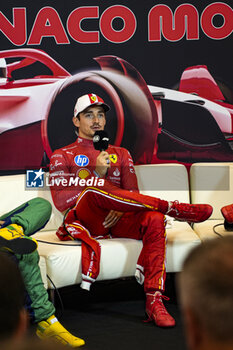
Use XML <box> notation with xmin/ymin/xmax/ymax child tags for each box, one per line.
<box><xmin>0</xmin><ymin>48</ymin><xmax>233</xmax><ymax>172</ymax></box>
<box><xmin>0</xmin><ymin>48</ymin><xmax>157</xmax><ymax>171</ymax></box>
<box><xmin>149</xmin><ymin>64</ymin><xmax>233</xmax><ymax>163</ymax></box>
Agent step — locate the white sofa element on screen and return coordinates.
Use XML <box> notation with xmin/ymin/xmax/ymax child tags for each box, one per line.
<box><xmin>0</xmin><ymin>163</ymin><xmax>218</xmax><ymax>291</ymax></box>
<box><xmin>190</xmin><ymin>162</ymin><xmax>233</xmax><ymax>240</ymax></box>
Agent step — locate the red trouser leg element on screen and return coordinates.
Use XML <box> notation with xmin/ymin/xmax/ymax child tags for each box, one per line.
<box><xmin>63</xmin><ymin>220</ymin><xmax>101</xmax><ymax>290</ymax></box>
<box><xmin>74</xmin><ymin>184</ymin><xmax>168</xmax><ymax>235</ymax></box>
<box><xmin>65</xmin><ymin>185</ymin><xmax>168</xmax><ymax>291</ymax></box>
<box><xmin>111</xmin><ymin>211</ymin><xmax>167</xmax><ymax>293</ymax></box>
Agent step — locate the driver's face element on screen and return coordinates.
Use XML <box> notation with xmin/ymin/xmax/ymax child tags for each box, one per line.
<box><xmin>73</xmin><ymin>106</ymin><xmax>106</xmax><ymax>140</ymax></box>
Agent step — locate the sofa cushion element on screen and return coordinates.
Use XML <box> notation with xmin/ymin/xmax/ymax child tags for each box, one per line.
<box><xmin>135</xmin><ymin>163</ymin><xmax>190</xmax><ymax>203</ymax></box>
<box><xmin>190</xmin><ymin>162</ymin><xmax>233</xmax><ymax>219</ymax></box>
<box><xmin>193</xmin><ymin>220</ymin><xmax>233</xmax><ymax>240</ymax></box>
<box><xmin>190</xmin><ymin>163</ymin><xmax>233</xmax><ymax>241</ymax></box>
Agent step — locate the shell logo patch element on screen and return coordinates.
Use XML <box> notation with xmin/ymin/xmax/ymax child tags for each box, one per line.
<box><xmin>77</xmin><ymin>169</ymin><xmax>91</xmax><ymax>179</ymax></box>
<box><xmin>113</xmin><ymin>168</ymin><xmax>120</xmax><ymax>177</ymax></box>
<box><xmin>109</xmin><ymin>154</ymin><xmax>118</xmax><ymax>163</ymax></box>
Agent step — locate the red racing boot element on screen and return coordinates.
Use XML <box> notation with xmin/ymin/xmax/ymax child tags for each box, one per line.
<box><xmin>221</xmin><ymin>204</ymin><xmax>233</xmax><ymax>224</ymax></box>
<box><xmin>145</xmin><ymin>292</ymin><xmax>175</xmax><ymax>328</ymax></box>
<box><xmin>166</xmin><ymin>201</ymin><xmax>212</xmax><ymax>223</ymax></box>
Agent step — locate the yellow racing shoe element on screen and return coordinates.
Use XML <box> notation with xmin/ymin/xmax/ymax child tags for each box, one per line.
<box><xmin>0</xmin><ymin>224</ymin><xmax>38</xmax><ymax>254</ymax></box>
<box><xmin>36</xmin><ymin>315</ymin><xmax>85</xmax><ymax>347</ymax></box>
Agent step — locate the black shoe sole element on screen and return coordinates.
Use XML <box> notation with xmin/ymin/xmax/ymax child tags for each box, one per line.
<box><xmin>0</xmin><ymin>236</ymin><xmax>37</xmax><ymax>254</ymax></box>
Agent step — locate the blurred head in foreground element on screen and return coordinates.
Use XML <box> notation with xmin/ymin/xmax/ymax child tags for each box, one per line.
<box><xmin>178</xmin><ymin>236</ymin><xmax>233</xmax><ymax>350</ymax></box>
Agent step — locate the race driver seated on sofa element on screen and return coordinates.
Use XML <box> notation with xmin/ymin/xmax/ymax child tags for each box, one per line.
<box><xmin>49</xmin><ymin>93</ymin><xmax>213</xmax><ymax>328</ymax></box>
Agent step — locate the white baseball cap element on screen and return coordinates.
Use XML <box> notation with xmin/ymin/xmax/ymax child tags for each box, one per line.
<box><xmin>74</xmin><ymin>93</ymin><xmax>110</xmax><ymax>117</ymax></box>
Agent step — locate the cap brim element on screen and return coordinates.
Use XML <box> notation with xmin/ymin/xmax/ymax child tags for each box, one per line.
<box><xmin>98</xmin><ymin>102</ymin><xmax>110</xmax><ymax>112</ymax></box>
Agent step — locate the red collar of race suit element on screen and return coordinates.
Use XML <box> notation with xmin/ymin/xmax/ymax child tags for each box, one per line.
<box><xmin>76</xmin><ymin>136</ymin><xmax>93</xmax><ymax>147</ymax></box>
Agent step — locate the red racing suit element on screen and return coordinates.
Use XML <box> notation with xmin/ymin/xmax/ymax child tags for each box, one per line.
<box><xmin>49</xmin><ymin>136</ymin><xmax>168</xmax><ymax>293</ymax></box>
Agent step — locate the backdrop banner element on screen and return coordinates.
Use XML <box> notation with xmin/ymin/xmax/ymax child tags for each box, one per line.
<box><xmin>0</xmin><ymin>0</ymin><xmax>233</xmax><ymax>172</ymax></box>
